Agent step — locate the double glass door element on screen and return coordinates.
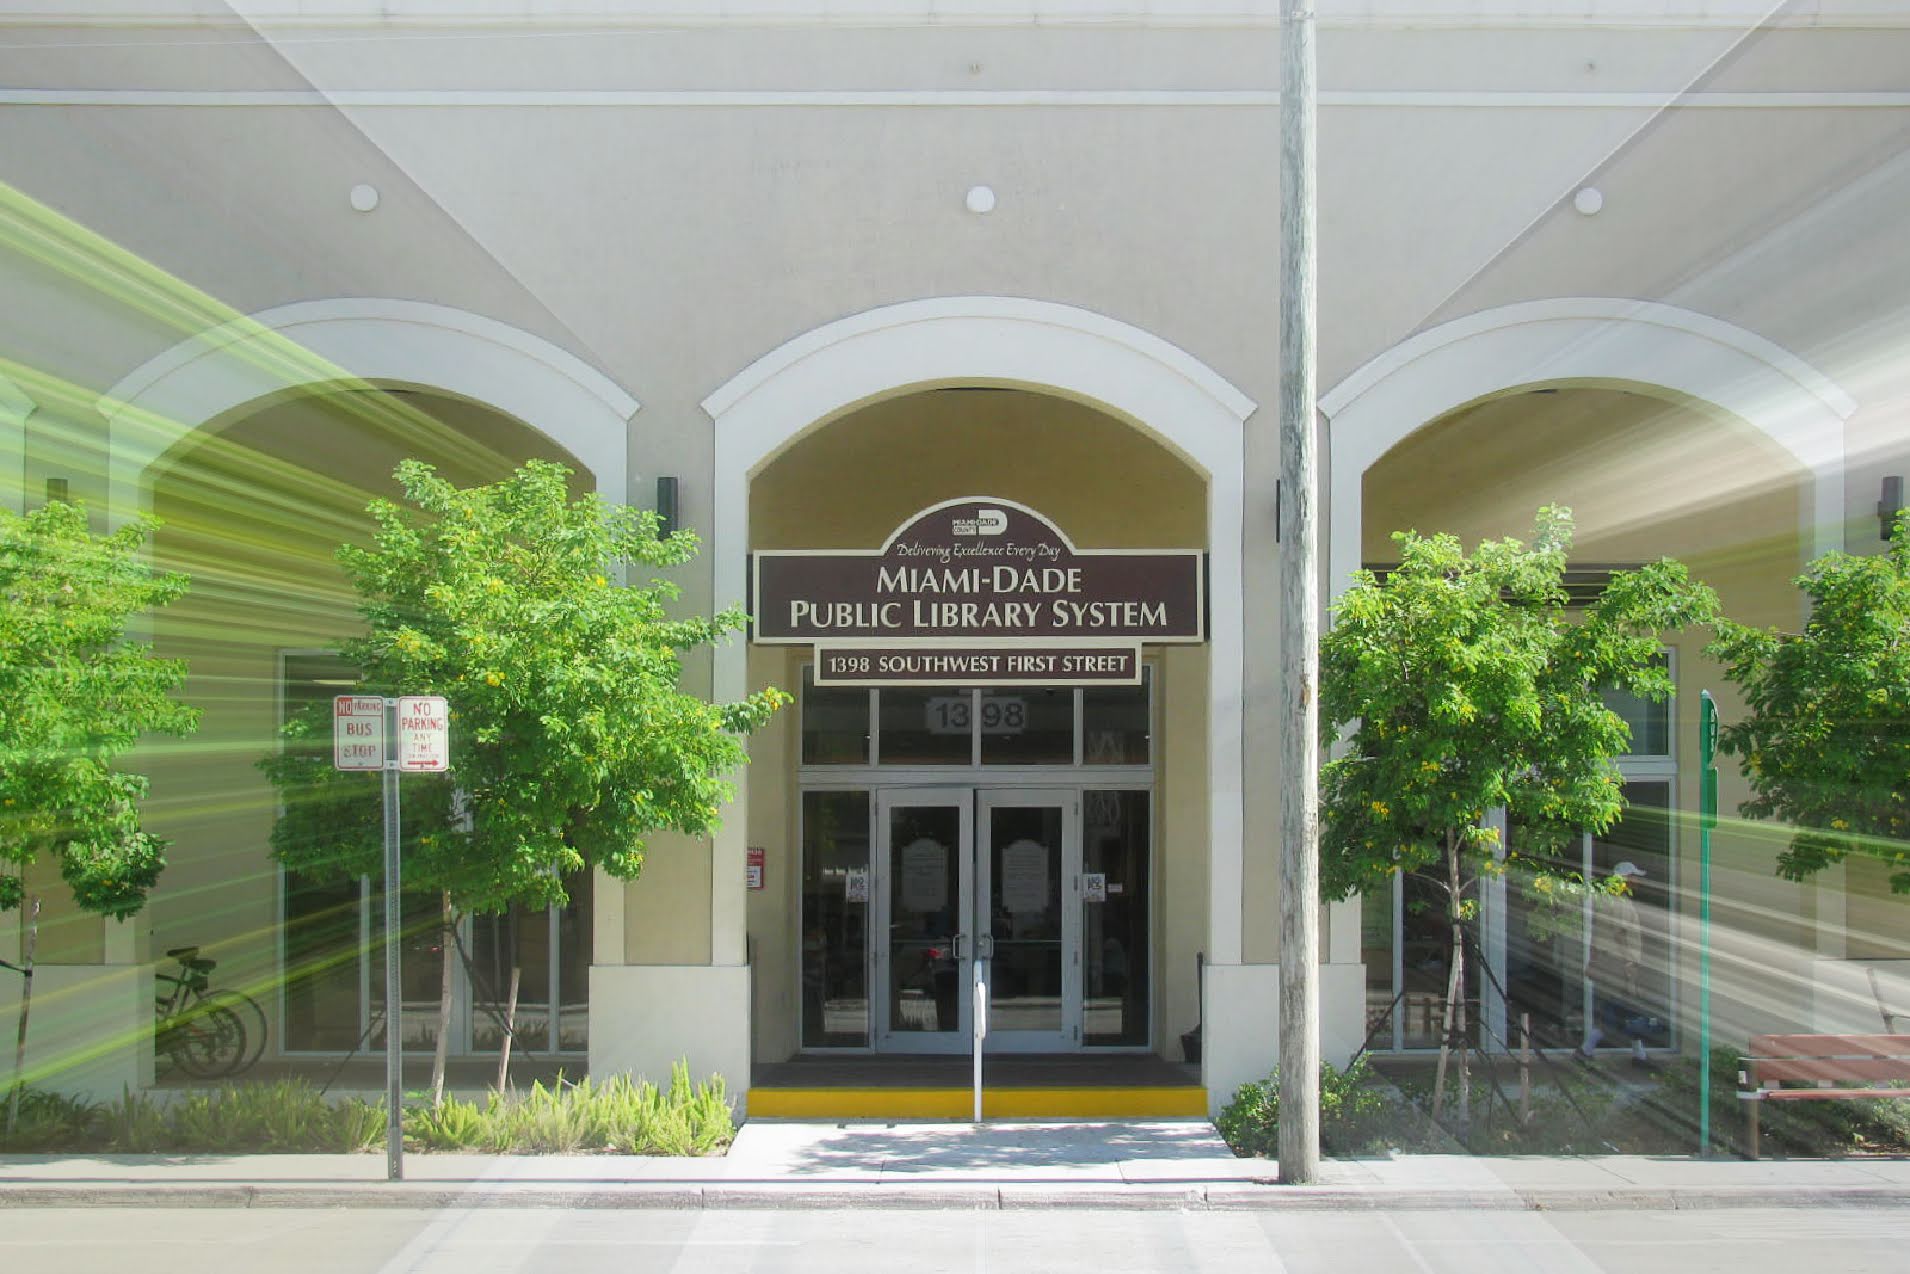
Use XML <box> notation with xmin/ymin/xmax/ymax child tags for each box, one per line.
<box><xmin>873</xmin><ymin>788</ymin><xmax>1081</xmax><ymax>1053</ymax></box>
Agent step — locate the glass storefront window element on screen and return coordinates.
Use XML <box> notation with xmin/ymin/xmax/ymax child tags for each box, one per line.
<box><xmin>801</xmin><ymin>667</ymin><xmax>870</xmax><ymax>765</ymax></box>
<box><xmin>279</xmin><ymin>652</ymin><xmax>367</xmax><ymax>1052</ymax></box>
<box><xmin>979</xmin><ymin>687</ymin><xmax>1075</xmax><ymax>765</ymax></box>
<box><xmin>877</xmin><ymin>688</ymin><xmax>976</xmax><ymax>764</ymax></box>
<box><xmin>1083</xmin><ymin>669</ymin><xmax>1151</xmax><ymax>765</ymax></box>
<box><xmin>802</xmin><ymin>790</ymin><xmax>872</xmax><ymax>1047</ymax></box>
<box><xmin>799</xmin><ymin>664</ymin><xmax>1156</xmax><ymax>767</ymax></box>
<box><xmin>1588</xmin><ymin>782</ymin><xmax>1673</xmax><ymax>1050</ymax></box>
<box><xmin>470</xmin><ymin>904</ymin><xmax>553</xmax><ymax>1052</ymax></box>
<box><xmin>1600</xmin><ymin>655</ymin><xmax>1671</xmax><ymax>756</ymax></box>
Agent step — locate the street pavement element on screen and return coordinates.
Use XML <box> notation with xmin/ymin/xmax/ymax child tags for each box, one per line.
<box><xmin>4</xmin><ymin>1119</ymin><xmax>1910</xmax><ymax>1211</ymax></box>
<box><xmin>4</xmin><ymin>1206</ymin><xmax>1910</xmax><ymax>1274</ymax></box>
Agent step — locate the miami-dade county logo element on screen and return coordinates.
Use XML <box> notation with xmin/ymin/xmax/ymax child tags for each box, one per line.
<box><xmin>951</xmin><ymin>508</ymin><xmax>1008</xmax><ymax>537</ymax></box>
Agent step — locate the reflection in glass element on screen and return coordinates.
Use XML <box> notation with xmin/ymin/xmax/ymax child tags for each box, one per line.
<box><xmin>279</xmin><ymin>652</ymin><xmax>366</xmax><ymax>1051</ymax></box>
<box><xmin>470</xmin><ymin>904</ymin><xmax>553</xmax><ymax>1052</ymax></box>
<box><xmin>556</xmin><ymin>873</ymin><xmax>592</xmax><ymax>1051</ymax></box>
<box><xmin>802</xmin><ymin>791</ymin><xmax>871</xmax><ymax>1047</ymax></box>
<box><xmin>987</xmin><ymin>804</ymin><xmax>1064</xmax><ymax>1033</ymax></box>
<box><xmin>1503</xmin><ymin>821</ymin><xmax>1584</xmax><ymax>1052</ymax></box>
<box><xmin>887</xmin><ymin>804</ymin><xmax>964</xmax><ymax>1033</ymax></box>
<box><xmin>980</xmin><ymin>688</ymin><xmax>1075</xmax><ymax>765</ymax></box>
<box><xmin>801</xmin><ymin>667</ymin><xmax>870</xmax><ymax>765</ymax></box>
<box><xmin>1398</xmin><ymin>870</ymin><xmax>1478</xmax><ymax>1049</ymax></box>
<box><xmin>1082</xmin><ymin>668</ymin><xmax>1152</xmax><ymax>765</ymax></box>
<box><xmin>1588</xmin><ymin>783</ymin><xmax>1673</xmax><ymax>1049</ymax></box>
<box><xmin>879</xmin><ymin>689</ymin><xmax>974</xmax><ymax>764</ymax></box>
<box><xmin>282</xmin><ymin>872</ymin><xmax>363</xmax><ymax>1051</ymax></box>
<box><xmin>1082</xmin><ymin>790</ymin><xmax>1150</xmax><ymax>1045</ymax></box>
<box><xmin>1600</xmin><ymin>656</ymin><xmax>1670</xmax><ymax>756</ymax></box>
<box><xmin>368</xmin><ymin>888</ymin><xmax>447</xmax><ymax>1051</ymax></box>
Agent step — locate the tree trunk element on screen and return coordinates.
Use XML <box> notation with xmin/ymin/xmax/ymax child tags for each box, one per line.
<box><xmin>6</xmin><ymin>896</ymin><xmax>41</xmax><ymax>1136</ymax></box>
<box><xmin>494</xmin><ymin>962</ymin><xmax>521</xmax><ymax>1095</ymax></box>
<box><xmin>1431</xmin><ymin>920</ymin><xmax>1462</xmax><ymax>1119</ymax></box>
<box><xmin>1431</xmin><ymin>837</ymin><xmax>1468</xmax><ymax>1123</ymax></box>
<box><xmin>430</xmin><ymin>892</ymin><xmax>454</xmax><ymax>1109</ymax></box>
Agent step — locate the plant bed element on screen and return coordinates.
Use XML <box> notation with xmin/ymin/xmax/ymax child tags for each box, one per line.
<box><xmin>1216</xmin><ymin>1051</ymin><xmax>1910</xmax><ymax>1160</ymax></box>
<box><xmin>0</xmin><ymin>1062</ymin><xmax>732</xmax><ymax>1156</ymax></box>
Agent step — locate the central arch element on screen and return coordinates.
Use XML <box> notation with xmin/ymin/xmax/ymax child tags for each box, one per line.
<box><xmin>703</xmin><ymin>296</ymin><xmax>1256</xmax><ymax>983</ymax></box>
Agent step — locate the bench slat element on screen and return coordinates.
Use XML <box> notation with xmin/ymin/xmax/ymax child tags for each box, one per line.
<box><xmin>1749</xmin><ymin>1034</ymin><xmax>1910</xmax><ymax>1056</ymax></box>
<box><xmin>1755</xmin><ymin>1088</ymin><xmax>1910</xmax><ymax>1102</ymax></box>
<box><xmin>1748</xmin><ymin>1059</ymin><xmax>1910</xmax><ymax>1083</ymax></box>
<box><xmin>1743</xmin><ymin>1034</ymin><xmax>1910</xmax><ymax>1086</ymax></box>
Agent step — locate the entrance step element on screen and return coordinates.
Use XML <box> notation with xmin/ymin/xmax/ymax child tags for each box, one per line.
<box><xmin>748</xmin><ymin>1085</ymin><xmax>1208</xmax><ymax>1119</ymax></box>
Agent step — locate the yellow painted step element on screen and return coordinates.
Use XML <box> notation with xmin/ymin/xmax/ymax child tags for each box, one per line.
<box><xmin>747</xmin><ymin>1085</ymin><xmax>1208</xmax><ymax>1119</ymax></box>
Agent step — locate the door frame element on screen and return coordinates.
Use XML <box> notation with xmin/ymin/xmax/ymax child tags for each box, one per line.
<box><xmin>872</xmin><ymin>787</ymin><xmax>975</xmax><ymax>1053</ymax></box>
<box><xmin>976</xmin><ymin>787</ymin><xmax>1082</xmax><ymax>1053</ymax></box>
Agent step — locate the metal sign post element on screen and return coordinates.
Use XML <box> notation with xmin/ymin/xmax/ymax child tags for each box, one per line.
<box><xmin>336</xmin><ymin>694</ymin><xmax>449</xmax><ymax>1183</ymax></box>
<box><xmin>972</xmin><ymin>959</ymin><xmax>987</xmax><ymax>1125</ymax></box>
<box><xmin>1698</xmin><ymin>691</ymin><xmax>1719</xmax><ymax>1155</ymax></box>
<box><xmin>381</xmin><ymin>699</ymin><xmax>404</xmax><ymax>1183</ymax></box>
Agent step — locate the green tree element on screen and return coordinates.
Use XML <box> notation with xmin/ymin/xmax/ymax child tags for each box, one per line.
<box><xmin>1321</xmin><ymin>507</ymin><xmax>1717</xmax><ymax>1117</ymax></box>
<box><xmin>261</xmin><ymin>460</ymin><xmax>787</xmax><ymax>1099</ymax></box>
<box><xmin>1</xmin><ymin>501</ymin><xmax>197</xmax><ymax>1124</ymax></box>
<box><xmin>1706</xmin><ymin>513</ymin><xmax>1910</xmax><ymax>892</ymax></box>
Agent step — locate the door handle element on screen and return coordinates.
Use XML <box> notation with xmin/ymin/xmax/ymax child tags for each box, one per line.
<box><xmin>953</xmin><ymin>932</ymin><xmax>968</xmax><ymax>960</ymax></box>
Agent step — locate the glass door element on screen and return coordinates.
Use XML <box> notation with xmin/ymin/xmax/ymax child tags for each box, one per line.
<box><xmin>874</xmin><ymin>789</ymin><xmax>973</xmax><ymax>1052</ymax></box>
<box><xmin>977</xmin><ymin>789</ymin><xmax>1080</xmax><ymax>1052</ymax></box>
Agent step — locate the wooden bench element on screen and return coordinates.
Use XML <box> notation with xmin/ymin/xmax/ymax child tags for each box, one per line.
<box><xmin>1737</xmin><ymin>1033</ymin><xmax>1910</xmax><ymax>1158</ymax></box>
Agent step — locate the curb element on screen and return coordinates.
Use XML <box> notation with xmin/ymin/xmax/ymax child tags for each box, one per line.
<box><xmin>3</xmin><ymin>1182</ymin><xmax>1908</xmax><ymax>1212</ymax></box>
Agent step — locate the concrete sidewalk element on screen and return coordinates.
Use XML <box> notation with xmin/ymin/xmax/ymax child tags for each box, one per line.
<box><xmin>3</xmin><ymin>1120</ymin><xmax>1908</xmax><ymax>1211</ymax></box>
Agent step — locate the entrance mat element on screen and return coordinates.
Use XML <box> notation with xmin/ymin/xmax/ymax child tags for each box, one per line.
<box><xmin>748</xmin><ymin>1085</ymin><xmax>1208</xmax><ymax>1119</ymax></box>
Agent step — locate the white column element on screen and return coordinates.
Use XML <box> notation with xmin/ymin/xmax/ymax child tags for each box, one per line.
<box><xmin>1207</xmin><ymin>466</ymin><xmax>1247</xmax><ymax>968</ymax></box>
<box><xmin>709</xmin><ymin>463</ymin><xmax>751</xmax><ymax>967</ymax></box>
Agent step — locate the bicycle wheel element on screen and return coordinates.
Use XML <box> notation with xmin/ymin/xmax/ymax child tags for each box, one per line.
<box><xmin>202</xmin><ymin>989</ymin><xmax>269</xmax><ymax>1075</ymax></box>
<box><xmin>166</xmin><ymin>1003</ymin><xmax>246</xmax><ymax>1079</ymax></box>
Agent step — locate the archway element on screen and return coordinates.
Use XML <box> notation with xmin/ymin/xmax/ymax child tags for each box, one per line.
<box><xmin>703</xmin><ymin>296</ymin><xmax>1255</xmax><ymax>983</ymax></box>
<box><xmin>1325</xmin><ymin>300</ymin><xmax>1856</xmax><ymax>1058</ymax></box>
<box><xmin>1322</xmin><ymin>298</ymin><xmax>1853</xmax><ymax>605</ymax></box>
<box><xmin>100</xmin><ymin>298</ymin><xmax>638</xmax><ymax>523</ymax></box>
<box><xmin>143</xmin><ymin>383</ymin><xmax>598</xmax><ymax>1065</ymax></box>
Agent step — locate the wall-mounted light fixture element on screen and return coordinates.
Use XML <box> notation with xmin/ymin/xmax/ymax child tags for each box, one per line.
<box><xmin>656</xmin><ymin>475</ymin><xmax>679</xmax><ymax>538</ymax></box>
<box><xmin>1881</xmin><ymin>475</ymin><xmax>1904</xmax><ymax>541</ymax></box>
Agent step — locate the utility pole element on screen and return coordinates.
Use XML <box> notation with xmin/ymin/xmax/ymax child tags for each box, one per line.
<box><xmin>1277</xmin><ymin>0</ymin><xmax>1321</xmax><ymax>1184</ymax></box>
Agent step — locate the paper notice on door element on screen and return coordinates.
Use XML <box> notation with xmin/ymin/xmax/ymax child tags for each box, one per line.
<box><xmin>1001</xmin><ymin>838</ymin><xmax>1051</xmax><ymax>915</ymax></box>
<box><xmin>900</xmin><ymin>837</ymin><xmax>948</xmax><ymax>913</ymax></box>
<box><xmin>845</xmin><ymin>867</ymin><xmax>870</xmax><ymax>903</ymax></box>
<box><xmin>1083</xmin><ymin>872</ymin><xmax>1107</xmax><ymax>903</ymax></box>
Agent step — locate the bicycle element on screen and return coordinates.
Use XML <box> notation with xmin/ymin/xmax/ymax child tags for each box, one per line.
<box><xmin>154</xmin><ymin>946</ymin><xmax>268</xmax><ymax>1079</ymax></box>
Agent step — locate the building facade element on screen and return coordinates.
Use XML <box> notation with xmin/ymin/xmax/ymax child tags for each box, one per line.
<box><xmin>2</xmin><ymin>1</ymin><xmax>1907</xmax><ymax>1115</ymax></box>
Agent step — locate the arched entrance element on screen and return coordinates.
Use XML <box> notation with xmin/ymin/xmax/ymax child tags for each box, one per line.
<box><xmin>744</xmin><ymin>388</ymin><xmax>1207</xmax><ymax>1067</ymax></box>
<box><xmin>688</xmin><ymin>297</ymin><xmax>1253</xmax><ymax>1109</ymax></box>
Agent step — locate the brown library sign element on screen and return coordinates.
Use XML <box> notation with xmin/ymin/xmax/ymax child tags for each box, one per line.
<box><xmin>752</xmin><ymin>497</ymin><xmax>1203</xmax><ymax>685</ymax></box>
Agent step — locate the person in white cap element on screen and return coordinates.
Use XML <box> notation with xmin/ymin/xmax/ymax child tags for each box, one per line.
<box><xmin>1581</xmin><ymin>861</ymin><xmax>1653</xmax><ymax>1068</ymax></box>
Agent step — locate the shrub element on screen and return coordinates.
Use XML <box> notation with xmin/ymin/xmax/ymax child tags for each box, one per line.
<box><xmin>1217</xmin><ymin>1057</ymin><xmax>1407</xmax><ymax>1157</ymax></box>
<box><xmin>0</xmin><ymin>1088</ymin><xmax>100</xmax><ymax>1151</ymax></box>
<box><xmin>405</xmin><ymin>1063</ymin><xmax>734</xmax><ymax>1155</ymax></box>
